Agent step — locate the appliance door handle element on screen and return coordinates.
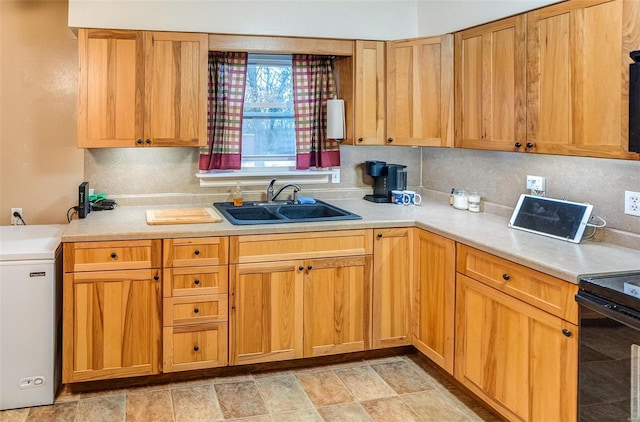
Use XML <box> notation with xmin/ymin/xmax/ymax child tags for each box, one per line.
<box><xmin>576</xmin><ymin>292</ymin><xmax>640</xmax><ymax>331</ymax></box>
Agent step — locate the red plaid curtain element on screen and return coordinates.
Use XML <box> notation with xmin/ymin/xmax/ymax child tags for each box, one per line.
<box><xmin>292</xmin><ymin>55</ymin><xmax>340</xmax><ymax>170</ymax></box>
<box><xmin>199</xmin><ymin>52</ymin><xmax>248</xmax><ymax>171</ymax></box>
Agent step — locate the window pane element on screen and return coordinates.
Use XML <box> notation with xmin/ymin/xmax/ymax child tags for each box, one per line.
<box><xmin>242</xmin><ymin>117</ymin><xmax>295</xmax><ymax>155</ymax></box>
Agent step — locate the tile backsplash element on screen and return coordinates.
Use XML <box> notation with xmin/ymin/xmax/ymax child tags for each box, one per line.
<box><xmin>85</xmin><ymin>145</ymin><xmax>640</xmax><ymax>235</ymax></box>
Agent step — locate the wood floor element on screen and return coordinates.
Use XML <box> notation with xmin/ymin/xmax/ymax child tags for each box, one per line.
<box><xmin>0</xmin><ymin>351</ymin><xmax>501</xmax><ymax>421</ymax></box>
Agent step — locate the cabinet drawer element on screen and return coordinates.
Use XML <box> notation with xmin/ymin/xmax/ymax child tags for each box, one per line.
<box><xmin>163</xmin><ymin>266</ymin><xmax>228</xmax><ymax>298</ymax></box>
<box><xmin>64</xmin><ymin>240</ymin><xmax>161</xmax><ymax>272</ymax></box>
<box><xmin>230</xmin><ymin>229</ymin><xmax>373</xmax><ymax>264</ymax></box>
<box><xmin>164</xmin><ymin>237</ymin><xmax>228</xmax><ymax>267</ymax></box>
<box><xmin>163</xmin><ymin>295</ymin><xmax>228</xmax><ymax>326</ymax></box>
<box><xmin>163</xmin><ymin>323</ymin><xmax>228</xmax><ymax>372</ymax></box>
<box><xmin>456</xmin><ymin>244</ymin><xmax>578</xmax><ymax>323</ymax></box>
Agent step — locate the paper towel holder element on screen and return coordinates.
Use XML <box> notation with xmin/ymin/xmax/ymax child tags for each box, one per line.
<box><xmin>327</xmin><ymin>96</ymin><xmax>345</xmax><ymax>142</ymax></box>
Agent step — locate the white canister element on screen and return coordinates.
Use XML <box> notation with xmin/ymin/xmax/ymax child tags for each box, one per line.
<box><xmin>468</xmin><ymin>192</ymin><xmax>481</xmax><ymax>212</ymax></box>
<box><xmin>453</xmin><ymin>190</ymin><xmax>469</xmax><ymax>210</ymax></box>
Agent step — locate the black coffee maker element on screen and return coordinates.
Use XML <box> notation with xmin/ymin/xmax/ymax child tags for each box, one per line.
<box><xmin>364</xmin><ymin>161</ymin><xmax>407</xmax><ymax>203</ymax></box>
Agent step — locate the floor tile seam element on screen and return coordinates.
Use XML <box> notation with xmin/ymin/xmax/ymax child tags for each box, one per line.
<box><xmin>349</xmin><ymin>364</ymin><xmax>399</xmax><ymax>400</ymax></box>
<box><xmin>399</xmin><ymin>389</ymin><xmax>472</xmax><ymax>422</ymax></box>
<box><xmin>254</xmin><ymin>374</ymin><xmax>316</xmax><ymax>415</ymax></box>
<box><xmin>249</xmin><ymin>375</ymin><xmax>280</xmax><ymax>417</ymax></box>
<box><xmin>359</xmin><ymin>395</ymin><xmax>422</xmax><ymax>422</ymax></box>
<box><xmin>432</xmin><ymin>385</ymin><xmax>487</xmax><ymax>421</ymax></box>
<box><xmin>318</xmin><ymin>366</ymin><xmax>358</xmax><ymax>403</ymax></box>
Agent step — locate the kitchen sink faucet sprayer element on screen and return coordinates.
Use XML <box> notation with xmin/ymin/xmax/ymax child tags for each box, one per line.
<box><xmin>267</xmin><ymin>179</ymin><xmax>301</xmax><ymax>203</ymax></box>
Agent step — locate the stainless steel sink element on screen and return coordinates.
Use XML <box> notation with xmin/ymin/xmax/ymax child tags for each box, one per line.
<box><xmin>213</xmin><ymin>200</ymin><xmax>361</xmax><ymax>225</ymax></box>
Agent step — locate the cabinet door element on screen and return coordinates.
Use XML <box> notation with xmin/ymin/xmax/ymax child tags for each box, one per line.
<box><xmin>454</xmin><ymin>16</ymin><xmax>527</xmax><ymax>151</ymax></box>
<box><xmin>229</xmin><ymin>261</ymin><xmax>303</xmax><ymax>365</ymax></box>
<box><xmin>372</xmin><ymin>228</ymin><xmax>412</xmax><ymax>348</ymax></box>
<box><xmin>163</xmin><ymin>323</ymin><xmax>228</xmax><ymax>372</ymax></box>
<box><xmin>78</xmin><ymin>29</ymin><xmax>144</xmax><ymax>147</ymax></box>
<box><xmin>354</xmin><ymin>41</ymin><xmax>386</xmax><ymax>145</ymax></box>
<box><xmin>527</xmin><ymin>0</ymin><xmax>640</xmax><ymax>159</ymax></box>
<box><xmin>412</xmin><ymin>229</ymin><xmax>455</xmax><ymax>374</ymax></box>
<box><xmin>303</xmin><ymin>256</ymin><xmax>372</xmax><ymax>357</ymax></box>
<box><xmin>62</xmin><ymin>269</ymin><xmax>161</xmax><ymax>383</ymax></box>
<box><xmin>144</xmin><ymin>32</ymin><xmax>208</xmax><ymax>147</ymax></box>
<box><xmin>387</xmin><ymin>35</ymin><xmax>454</xmax><ymax>147</ymax></box>
<box><xmin>455</xmin><ymin>274</ymin><xmax>578</xmax><ymax>422</ymax></box>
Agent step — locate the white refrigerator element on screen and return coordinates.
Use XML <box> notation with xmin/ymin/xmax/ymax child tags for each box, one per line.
<box><xmin>0</xmin><ymin>225</ymin><xmax>64</xmax><ymax>410</ymax></box>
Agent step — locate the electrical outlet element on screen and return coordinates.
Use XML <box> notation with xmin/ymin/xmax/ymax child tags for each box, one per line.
<box><xmin>331</xmin><ymin>168</ymin><xmax>340</xmax><ymax>183</ymax></box>
<box><xmin>10</xmin><ymin>207</ymin><xmax>23</xmax><ymax>225</ymax></box>
<box><xmin>625</xmin><ymin>191</ymin><xmax>640</xmax><ymax>216</ymax></box>
<box><xmin>526</xmin><ymin>175</ymin><xmax>546</xmax><ymax>194</ymax></box>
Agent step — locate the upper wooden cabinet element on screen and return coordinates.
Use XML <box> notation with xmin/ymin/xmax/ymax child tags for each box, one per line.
<box><xmin>454</xmin><ymin>16</ymin><xmax>527</xmax><ymax>152</ymax></box>
<box><xmin>387</xmin><ymin>35</ymin><xmax>454</xmax><ymax>147</ymax></box>
<box><xmin>353</xmin><ymin>41</ymin><xmax>386</xmax><ymax>145</ymax></box>
<box><xmin>527</xmin><ymin>0</ymin><xmax>639</xmax><ymax>159</ymax></box>
<box><xmin>455</xmin><ymin>0</ymin><xmax>640</xmax><ymax>159</ymax></box>
<box><xmin>77</xmin><ymin>29</ymin><xmax>208</xmax><ymax>148</ymax></box>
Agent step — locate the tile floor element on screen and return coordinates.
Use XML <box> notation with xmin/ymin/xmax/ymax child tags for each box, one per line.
<box><xmin>0</xmin><ymin>351</ymin><xmax>502</xmax><ymax>422</ymax></box>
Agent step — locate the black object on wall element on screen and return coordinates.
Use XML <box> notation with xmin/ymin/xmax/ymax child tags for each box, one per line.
<box><xmin>78</xmin><ymin>182</ymin><xmax>90</xmax><ymax>219</ymax></box>
<box><xmin>630</xmin><ymin>50</ymin><xmax>640</xmax><ymax>153</ymax></box>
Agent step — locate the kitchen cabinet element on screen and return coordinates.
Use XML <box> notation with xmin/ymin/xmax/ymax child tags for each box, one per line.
<box><xmin>229</xmin><ymin>230</ymin><xmax>373</xmax><ymax>364</ymax></box>
<box><xmin>454</xmin><ymin>245</ymin><xmax>578</xmax><ymax>422</ymax></box>
<box><xmin>62</xmin><ymin>240</ymin><xmax>162</xmax><ymax>383</ymax></box>
<box><xmin>526</xmin><ymin>0</ymin><xmax>640</xmax><ymax>159</ymax></box>
<box><xmin>387</xmin><ymin>35</ymin><xmax>454</xmax><ymax>147</ymax></box>
<box><xmin>372</xmin><ymin>228</ymin><xmax>413</xmax><ymax>348</ymax></box>
<box><xmin>412</xmin><ymin>229</ymin><xmax>455</xmax><ymax>374</ymax></box>
<box><xmin>455</xmin><ymin>0</ymin><xmax>640</xmax><ymax>160</ymax></box>
<box><xmin>162</xmin><ymin>237</ymin><xmax>229</xmax><ymax>372</ymax></box>
<box><xmin>77</xmin><ymin>29</ymin><xmax>208</xmax><ymax>148</ymax></box>
<box><xmin>454</xmin><ymin>15</ymin><xmax>527</xmax><ymax>152</ymax></box>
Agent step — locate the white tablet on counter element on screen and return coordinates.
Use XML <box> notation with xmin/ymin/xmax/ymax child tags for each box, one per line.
<box><xmin>508</xmin><ymin>194</ymin><xmax>594</xmax><ymax>243</ymax></box>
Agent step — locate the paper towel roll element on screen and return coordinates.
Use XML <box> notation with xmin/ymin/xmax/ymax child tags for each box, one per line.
<box><xmin>327</xmin><ymin>99</ymin><xmax>345</xmax><ymax>141</ymax></box>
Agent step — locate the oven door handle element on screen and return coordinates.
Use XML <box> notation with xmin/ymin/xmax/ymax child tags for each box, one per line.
<box><xmin>576</xmin><ymin>292</ymin><xmax>640</xmax><ymax>330</ymax></box>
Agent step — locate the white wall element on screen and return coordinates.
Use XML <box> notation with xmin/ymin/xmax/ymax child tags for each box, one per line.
<box><xmin>68</xmin><ymin>0</ymin><xmax>562</xmax><ymax>40</ymax></box>
<box><xmin>68</xmin><ymin>0</ymin><xmax>419</xmax><ymax>40</ymax></box>
<box><xmin>416</xmin><ymin>0</ymin><xmax>563</xmax><ymax>36</ymax></box>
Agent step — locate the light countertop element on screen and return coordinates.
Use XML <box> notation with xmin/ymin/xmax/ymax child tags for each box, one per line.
<box><xmin>61</xmin><ymin>198</ymin><xmax>640</xmax><ymax>284</ymax></box>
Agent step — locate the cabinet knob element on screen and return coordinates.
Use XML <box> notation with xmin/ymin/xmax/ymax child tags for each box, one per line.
<box><xmin>145</xmin><ymin>139</ymin><xmax>151</xmax><ymax>145</ymax></box>
<box><xmin>193</xmin><ymin>307</ymin><xmax>199</xmax><ymax>314</ymax></box>
<box><xmin>514</xmin><ymin>142</ymin><xmax>522</xmax><ymax>148</ymax></box>
<box><xmin>136</xmin><ymin>139</ymin><xmax>143</xmax><ymax>145</ymax></box>
<box><xmin>110</xmin><ymin>252</ymin><xmax>118</xmax><ymax>259</ymax></box>
<box><xmin>307</xmin><ymin>265</ymin><xmax>313</xmax><ymax>271</ymax></box>
<box><xmin>358</xmin><ymin>137</ymin><xmax>363</xmax><ymax>143</ymax></box>
<box><xmin>194</xmin><ymin>249</ymin><xmax>200</xmax><ymax>256</ymax></box>
<box><xmin>193</xmin><ymin>345</ymin><xmax>200</xmax><ymax>352</ymax></box>
<box><xmin>526</xmin><ymin>142</ymin><xmax>534</xmax><ymax>149</ymax></box>
<box><xmin>562</xmin><ymin>328</ymin><xmax>572</xmax><ymax>337</ymax></box>
<box><xmin>153</xmin><ymin>274</ymin><xmax>159</xmax><ymax>281</ymax></box>
<box><xmin>298</xmin><ymin>266</ymin><xmax>304</xmax><ymax>271</ymax></box>
<box><xmin>387</xmin><ymin>138</ymin><xmax>394</xmax><ymax>143</ymax></box>
<box><xmin>194</xmin><ymin>279</ymin><xmax>200</xmax><ymax>285</ymax></box>
<box><xmin>377</xmin><ymin>233</ymin><xmax>383</xmax><ymax>239</ymax></box>
<box><xmin>502</xmin><ymin>273</ymin><xmax>510</xmax><ymax>281</ymax></box>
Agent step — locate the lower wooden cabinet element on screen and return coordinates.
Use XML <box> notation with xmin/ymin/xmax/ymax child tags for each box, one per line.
<box><xmin>455</xmin><ymin>274</ymin><xmax>578</xmax><ymax>422</ymax></box>
<box><xmin>372</xmin><ymin>228</ymin><xmax>413</xmax><ymax>348</ymax></box>
<box><xmin>62</xmin><ymin>269</ymin><xmax>161</xmax><ymax>383</ymax></box>
<box><xmin>412</xmin><ymin>229</ymin><xmax>456</xmax><ymax>374</ymax></box>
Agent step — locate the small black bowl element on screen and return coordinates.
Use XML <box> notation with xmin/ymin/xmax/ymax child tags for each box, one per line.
<box><xmin>365</xmin><ymin>160</ymin><xmax>386</xmax><ymax>176</ymax></box>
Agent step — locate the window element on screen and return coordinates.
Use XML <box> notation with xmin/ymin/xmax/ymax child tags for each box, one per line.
<box><xmin>242</xmin><ymin>53</ymin><xmax>296</xmax><ymax>170</ymax></box>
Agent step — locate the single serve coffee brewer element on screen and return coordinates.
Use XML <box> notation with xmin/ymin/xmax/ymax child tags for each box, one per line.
<box><xmin>364</xmin><ymin>161</ymin><xmax>407</xmax><ymax>203</ymax></box>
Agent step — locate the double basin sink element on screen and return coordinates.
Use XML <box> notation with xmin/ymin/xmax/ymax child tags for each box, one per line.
<box><xmin>214</xmin><ymin>200</ymin><xmax>361</xmax><ymax>225</ymax></box>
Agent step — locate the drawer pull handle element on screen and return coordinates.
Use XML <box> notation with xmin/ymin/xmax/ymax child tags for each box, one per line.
<box><xmin>194</xmin><ymin>249</ymin><xmax>200</xmax><ymax>256</ymax></box>
<box><xmin>193</xmin><ymin>345</ymin><xmax>199</xmax><ymax>352</ymax></box>
<box><xmin>377</xmin><ymin>233</ymin><xmax>383</xmax><ymax>239</ymax></box>
<box><xmin>526</xmin><ymin>142</ymin><xmax>534</xmax><ymax>149</ymax></box>
<box><xmin>194</xmin><ymin>279</ymin><xmax>200</xmax><ymax>285</ymax></box>
<box><xmin>193</xmin><ymin>307</ymin><xmax>199</xmax><ymax>314</ymax></box>
<box><xmin>562</xmin><ymin>328</ymin><xmax>572</xmax><ymax>337</ymax></box>
<box><xmin>110</xmin><ymin>252</ymin><xmax>117</xmax><ymax>259</ymax></box>
<box><xmin>307</xmin><ymin>265</ymin><xmax>313</xmax><ymax>271</ymax></box>
<box><xmin>358</xmin><ymin>137</ymin><xmax>363</xmax><ymax>143</ymax></box>
<box><xmin>298</xmin><ymin>266</ymin><xmax>304</xmax><ymax>271</ymax></box>
<box><xmin>153</xmin><ymin>274</ymin><xmax>159</xmax><ymax>281</ymax></box>
<box><xmin>514</xmin><ymin>142</ymin><xmax>522</xmax><ymax>148</ymax></box>
<box><xmin>502</xmin><ymin>274</ymin><xmax>510</xmax><ymax>281</ymax></box>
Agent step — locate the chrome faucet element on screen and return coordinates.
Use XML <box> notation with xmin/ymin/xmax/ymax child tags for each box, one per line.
<box><xmin>267</xmin><ymin>179</ymin><xmax>301</xmax><ymax>203</ymax></box>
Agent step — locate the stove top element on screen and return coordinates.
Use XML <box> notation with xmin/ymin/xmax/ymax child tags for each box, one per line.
<box><xmin>579</xmin><ymin>271</ymin><xmax>640</xmax><ymax>312</ymax></box>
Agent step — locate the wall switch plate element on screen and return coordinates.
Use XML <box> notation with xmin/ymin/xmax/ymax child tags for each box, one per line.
<box><xmin>10</xmin><ymin>207</ymin><xmax>22</xmax><ymax>225</ymax></box>
<box><xmin>331</xmin><ymin>168</ymin><xmax>340</xmax><ymax>183</ymax></box>
<box><xmin>625</xmin><ymin>190</ymin><xmax>640</xmax><ymax>216</ymax></box>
